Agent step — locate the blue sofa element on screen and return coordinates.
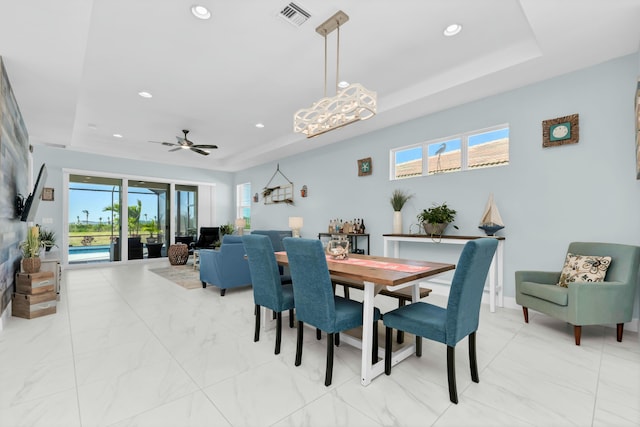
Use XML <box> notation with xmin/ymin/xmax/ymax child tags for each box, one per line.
<box><xmin>199</xmin><ymin>235</ymin><xmax>252</xmax><ymax>296</ymax></box>
<box><xmin>251</xmin><ymin>230</ymin><xmax>292</xmax><ymax>252</ymax></box>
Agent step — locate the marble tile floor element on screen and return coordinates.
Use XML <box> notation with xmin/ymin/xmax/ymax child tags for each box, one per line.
<box><xmin>0</xmin><ymin>263</ymin><xmax>638</xmax><ymax>427</ymax></box>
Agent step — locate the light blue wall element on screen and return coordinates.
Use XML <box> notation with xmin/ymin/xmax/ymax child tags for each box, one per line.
<box><xmin>31</xmin><ymin>146</ymin><xmax>236</xmax><ymax>247</ymax></box>
<box><xmin>235</xmin><ymin>53</ymin><xmax>640</xmax><ymax>316</ymax></box>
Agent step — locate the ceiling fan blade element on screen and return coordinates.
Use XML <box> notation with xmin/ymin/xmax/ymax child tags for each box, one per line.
<box><xmin>169</xmin><ymin>147</ymin><xmax>183</xmax><ymax>152</ymax></box>
<box><xmin>190</xmin><ymin>147</ymin><xmax>210</xmax><ymax>156</ymax></box>
<box><xmin>193</xmin><ymin>144</ymin><xmax>218</xmax><ymax>149</ymax></box>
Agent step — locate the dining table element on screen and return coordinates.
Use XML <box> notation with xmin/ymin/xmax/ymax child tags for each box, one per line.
<box><xmin>274</xmin><ymin>251</ymin><xmax>455</xmax><ymax>386</ymax></box>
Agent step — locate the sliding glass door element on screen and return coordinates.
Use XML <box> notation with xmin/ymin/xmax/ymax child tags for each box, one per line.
<box><xmin>175</xmin><ymin>185</ymin><xmax>198</xmax><ymax>245</ymax></box>
<box><xmin>68</xmin><ymin>175</ymin><xmax>123</xmax><ymax>264</ymax></box>
<box><xmin>128</xmin><ymin>180</ymin><xmax>169</xmax><ymax>259</ymax></box>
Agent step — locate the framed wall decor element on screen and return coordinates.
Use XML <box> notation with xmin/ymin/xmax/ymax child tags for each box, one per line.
<box><xmin>357</xmin><ymin>157</ymin><xmax>372</xmax><ymax>176</ymax></box>
<box><xmin>41</xmin><ymin>187</ymin><xmax>54</xmax><ymax>201</ymax></box>
<box><xmin>542</xmin><ymin>114</ymin><xmax>579</xmax><ymax>148</ymax></box>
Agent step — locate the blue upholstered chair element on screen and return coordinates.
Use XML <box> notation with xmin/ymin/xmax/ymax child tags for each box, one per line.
<box><xmin>516</xmin><ymin>242</ymin><xmax>640</xmax><ymax>345</ymax></box>
<box><xmin>242</xmin><ymin>234</ymin><xmax>295</xmax><ymax>354</ymax></box>
<box><xmin>199</xmin><ymin>235</ymin><xmax>252</xmax><ymax>296</ymax></box>
<box><xmin>251</xmin><ymin>230</ymin><xmax>293</xmax><ymax>284</ymax></box>
<box><xmin>383</xmin><ymin>238</ymin><xmax>498</xmax><ymax>404</ymax></box>
<box><xmin>283</xmin><ymin>237</ymin><xmax>381</xmax><ymax>387</ymax></box>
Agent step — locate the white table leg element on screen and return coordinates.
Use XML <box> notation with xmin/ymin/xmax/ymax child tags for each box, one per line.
<box><xmin>489</xmin><ymin>255</ymin><xmax>496</xmax><ymax>313</ymax></box>
<box><xmin>360</xmin><ymin>281</ymin><xmax>375</xmax><ymax>386</ymax></box>
<box><xmin>497</xmin><ymin>240</ymin><xmax>504</xmax><ymax>307</ymax></box>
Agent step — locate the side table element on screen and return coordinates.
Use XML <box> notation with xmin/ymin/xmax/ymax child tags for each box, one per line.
<box><xmin>168</xmin><ymin>244</ymin><xmax>189</xmax><ymax>265</ymax></box>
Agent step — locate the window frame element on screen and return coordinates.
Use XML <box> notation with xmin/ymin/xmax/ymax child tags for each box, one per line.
<box><xmin>390</xmin><ymin>123</ymin><xmax>509</xmax><ymax>180</ymax></box>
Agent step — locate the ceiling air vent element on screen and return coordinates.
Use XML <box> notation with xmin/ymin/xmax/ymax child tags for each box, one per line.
<box><xmin>279</xmin><ymin>2</ymin><xmax>311</xmax><ymax>27</ymax></box>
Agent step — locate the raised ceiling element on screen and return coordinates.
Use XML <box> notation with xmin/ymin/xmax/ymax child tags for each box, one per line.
<box><xmin>1</xmin><ymin>1</ymin><xmax>639</xmax><ymax>172</ymax></box>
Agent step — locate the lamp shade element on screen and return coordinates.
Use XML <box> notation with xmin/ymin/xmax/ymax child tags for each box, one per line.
<box><xmin>288</xmin><ymin>216</ymin><xmax>303</xmax><ymax>237</ymax></box>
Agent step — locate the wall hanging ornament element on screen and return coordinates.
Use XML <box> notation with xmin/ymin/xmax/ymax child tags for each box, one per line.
<box><xmin>262</xmin><ymin>164</ymin><xmax>294</xmax><ymax>205</ymax></box>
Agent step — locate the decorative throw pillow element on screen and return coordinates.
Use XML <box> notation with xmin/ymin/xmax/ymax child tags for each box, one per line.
<box><xmin>557</xmin><ymin>253</ymin><xmax>612</xmax><ymax>287</ymax></box>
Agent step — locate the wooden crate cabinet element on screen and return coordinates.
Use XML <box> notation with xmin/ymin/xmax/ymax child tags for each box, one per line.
<box><xmin>16</xmin><ymin>271</ymin><xmax>55</xmax><ymax>294</ymax></box>
<box><xmin>12</xmin><ymin>291</ymin><xmax>57</xmax><ymax>319</ymax></box>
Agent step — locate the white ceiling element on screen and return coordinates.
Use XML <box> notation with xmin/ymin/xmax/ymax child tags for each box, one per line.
<box><xmin>1</xmin><ymin>0</ymin><xmax>639</xmax><ymax>172</ymax></box>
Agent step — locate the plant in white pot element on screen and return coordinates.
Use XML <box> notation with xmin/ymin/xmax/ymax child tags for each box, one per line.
<box><xmin>417</xmin><ymin>202</ymin><xmax>459</xmax><ymax>236</ymax></box>
<box><xmin>390</xmin><ymin>189</ymin><xmax>413</xmax><ymax>234</ymax></box>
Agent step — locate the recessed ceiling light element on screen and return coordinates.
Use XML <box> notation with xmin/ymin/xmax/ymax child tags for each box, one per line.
<box><xmin>138</xmin><ymin>91</ymin><xmax>152</xmax><ymax>98</ymax></box>
<box><xmin>191</xmin><ymin>5</ymin><xmax>211</xmax><ymax>20</ymax></box>
<box><xmin>113</xmin><ymin>133</ymin><xmax>123</xmax><ymax>138</ymax></box>
<box><xmin>443</xmin><ymin>24</ymin><xmax>462</xmax><ymax>37</ymax></box>
<box><xmin>88</xmin><ymin>123</ymin><xmax>97</xmax><ymax>130</ymax></box>
<box><xmin>255</xmin><ymin>123</ymin><xmax>265</xmax><ymax>128</ymax></box>
<box><xmin>338</xmin><ymin>81</ymin><xmax>349</xmax><ymax>89</ymax></box>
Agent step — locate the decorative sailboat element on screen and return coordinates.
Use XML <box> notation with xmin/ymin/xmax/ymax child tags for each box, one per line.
<box><xmin>478</xmin><ymin>193</ymin><xmax>505</xmax><ymax>236</ymax></box>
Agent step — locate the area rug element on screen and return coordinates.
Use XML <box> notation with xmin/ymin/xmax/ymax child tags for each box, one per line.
<box><xmin>149</xmin><ymin>265</ymin><xmax>202</xmax><ymax>289</ymax></box>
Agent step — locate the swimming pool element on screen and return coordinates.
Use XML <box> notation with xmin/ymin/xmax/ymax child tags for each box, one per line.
<box><xmin>68</xmin><ymin>245</ymin><xmax>111</xmax><ymax>254</ymax></box>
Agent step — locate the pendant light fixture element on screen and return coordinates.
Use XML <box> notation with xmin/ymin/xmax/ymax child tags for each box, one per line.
<box><xmin>293</xmin><ymin>10</ymin><xmax>376</xmax><ymax>138</ymax></box>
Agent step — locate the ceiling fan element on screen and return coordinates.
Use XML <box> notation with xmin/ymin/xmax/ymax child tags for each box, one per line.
<box><xmin>149</xmin><ymin>129</ymin><xmax>218</xmax><ymax>156</ymax></box>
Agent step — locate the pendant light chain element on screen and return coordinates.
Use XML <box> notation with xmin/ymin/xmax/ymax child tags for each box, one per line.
<box><xmin>323</xmin><ymin>30</ymin><xmax>328</xmax><ymax>98</ymax></box>
<box><xmin>336</xmin><ymin>23</ymin><xmax>340</xmax><ymax>94</ymax></box>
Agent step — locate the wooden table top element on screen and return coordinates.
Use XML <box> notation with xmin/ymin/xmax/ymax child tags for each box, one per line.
<box><xmin>274</xmin><ymin>252</ymin><xmax>455</xmax><ymax>287</ymax></box>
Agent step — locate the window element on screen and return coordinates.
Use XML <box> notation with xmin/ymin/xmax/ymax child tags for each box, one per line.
<box><xmin>391</xmin><ymin>124</ymin><xmax>509</xmax><ymax>180</ymax></box>
<box><xmin>236</xmin><ymin>183</ymin><xmax>251</xmax><ymax>230</ymax></box>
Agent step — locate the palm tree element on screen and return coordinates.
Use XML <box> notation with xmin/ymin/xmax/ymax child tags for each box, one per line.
<box><xmin>82</xmin><ymin>209</ymin><xmax>89</xmax><ymax>224</ymax></box>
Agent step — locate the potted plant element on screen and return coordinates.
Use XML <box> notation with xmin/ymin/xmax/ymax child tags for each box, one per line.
<box><xmin>417</xmin><ymin>202</ymin><xmax>459</xmax><ymax>236</ymax></box>
<box><xmin>20</xmin><ymin>226</ymin><xmax>42</xmax><ymax>273</ymax></box>
<box><xmin>390</xmin><ymin>189</ymin><xmax>413</xmax><ymax>234</ymax></box>
<box><xmin>38</xmin><ymin>227</ymin><xmax>57</xmax><ymax>252</ymax></box>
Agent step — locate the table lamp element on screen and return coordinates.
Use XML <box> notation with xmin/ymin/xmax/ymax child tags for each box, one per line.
<box><xmin>235</xmin><ymin>218</ymin><xmax>246</xmax><ymax>236</ymax></box>
<box><xmin>288</xmin><ymin>216</ymin><xmax>303</xmax><ymax>238</ymax></box>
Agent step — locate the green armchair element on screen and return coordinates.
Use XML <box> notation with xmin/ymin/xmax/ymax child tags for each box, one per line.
<box><xmin>516</xmin><ymin>242</ymin><xmax>640</xmax><ymax>345</ymax></box>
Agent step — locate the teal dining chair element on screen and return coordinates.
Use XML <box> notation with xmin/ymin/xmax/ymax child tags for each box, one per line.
<box><xmin>283</xmin><ymin>237</ymin><xmax>382</xmax><ymax>386</ymax></box>
<box><xmin>383</xmin><ymin>238</ymin><xmax>498</xmax><ymax>404</ymax></box>
<box><xmin>242</xmin><ymin>234</ymin><xmax>295</xmax><ymax>355</ymax></box>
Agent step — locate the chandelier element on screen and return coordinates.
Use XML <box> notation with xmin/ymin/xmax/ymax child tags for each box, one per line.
<box><xmin>293</xmin><ymin>10</ymin><xmax>376</xmax><ymax>138</ymax></box>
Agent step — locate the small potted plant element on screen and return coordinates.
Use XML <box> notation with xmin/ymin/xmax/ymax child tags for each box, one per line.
<box><xmin>20</xmin><ymin>225</ymin><xmax>42</xmax><ymax>273</ymax></box>
<box><xmin>38</xmin><ymin>227</ymin><xmax>57</xmax><ymax>252</ymax></box>
<box><xmin>390</xmin><ymin>189</ymin><xmax>413</xmax><ymax>234</ymax></box>
<box><xmin>417</xmin><ymin>202</ymin><xmax>459</xmax><ymax>236</ymax></box>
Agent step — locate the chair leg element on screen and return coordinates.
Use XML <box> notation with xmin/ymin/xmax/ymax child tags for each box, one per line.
<box><xmin>325</xmin><ymin>333</ymin><xmax>334</xmax><ymax>386</ymax></box>
<box><xmin>469</xmin><ymin>332</ymin><xmax>479</xmax><ymax>383</ymax></box>
<box><xmin>574</xmin><ymin>325</ymin><xmax>581</xmax><ymax>346</ymax></box>
<box><xmin>416</xmin><ymin>336</ymin><xmax>422</xmax><ymax>357</ymax></box>
<box><xmin>201</xmin><ymin>281</ymin><xmax>206</xmax><ymax>288</ymax></box>
<box><xmin>385</xmin><ymin>326</ymin><xmax>393</xmax><ymax>375</ymax></box>
<box><xmin>254</xmin><ymin>304</ymin><xmax>260</xmax><ymax>342</ymax></box>
<box><xmin>396</xmin><ymin>300</ymin><xmax>405</xmax><ymax>344</ymax></box>
<box><xmin>344</xmin><ymin>287</ymin><xmax>350</xmax><ymax>300</ymax></box>
<box><xmin>617</xmin><ymin>323</ymin><xmax>624</xmax><ymax>342</ymax></box>
<box><xmin>289</xmin><ymin>309</ymin><xmax>294</xmax><ymax>328</ymax></box>
<box><xmin>335</xmin><ymin>332</ymin><xmax>340</xmax><ymax>347</ymax></box>
<box><xmin>372</xmin><ymin>320</ymin><xmax>379</xmax><ymax>364</ymax></box>
<box><xmin>522</xmin><ymin>307</ymin><xmax>529</xmax><ymax>323</ymax></box>
<box><xmin>220</xmin><ymin>288</ymin><xmax>226</xmax><ymax>296</ymax></box>
<box><xmin>295</xmin><ymin>321</ymin><xmax>304</xmax><ymax>366</ymax></box>
<box><xmin>272</xmin><ymin>311</ymin><xmax>276</xmax><ymax>320</ymax></box>
<box><xmin>275</xmin><ymin>312</ymin><xmax>282</xmax><ymax>355</ymax></box>
<box><xmin>447</xmin><ymin>345</ymin><xmax>458</xmax><ymax>404</ymax></box>
<box><xmin>316</xmin><ymin>328</ymin><xmax>321</xmax><ymax>340</ymax></box>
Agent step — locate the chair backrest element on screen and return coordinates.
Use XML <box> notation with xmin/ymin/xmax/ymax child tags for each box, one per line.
<box><xmin>283</xmin><ymin>237</ymin><xmax>336</xmax><ymax>330</ymax></box>
<box><xmin>242</xmin><ymin>234</ymin><xmax>285</xmax><ymax>310</ymax></box>
<box><xmin>195</xmin><ymin>227</ymin><xmax>220</xmax><ymax>248</ymax></box>
<box><xmin>445</xmin><ymin>238</ymin><xmax>498</xmax><ymax>346</ymax></box>
<box><xmin>251</xmin><ymin>230</ymin><xmax>292</xmax><ymax>252</ymax></box>
<box><xmin>221</xmin><ymin>234</ymin><xmax>243</xmax><ymax>245</ymax></box>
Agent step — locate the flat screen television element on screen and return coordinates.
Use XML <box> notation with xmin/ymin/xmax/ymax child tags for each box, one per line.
<box><xmin>20</xmin><ymin>163</ymin><xmax>47</xmax><ymax>222</ymax></box>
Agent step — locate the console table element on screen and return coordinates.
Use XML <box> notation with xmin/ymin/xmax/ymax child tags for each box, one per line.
<box><xmin>382</xmin><ymin>234</ymin><xmax>505</xmax><ymax>312</ymax></box>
